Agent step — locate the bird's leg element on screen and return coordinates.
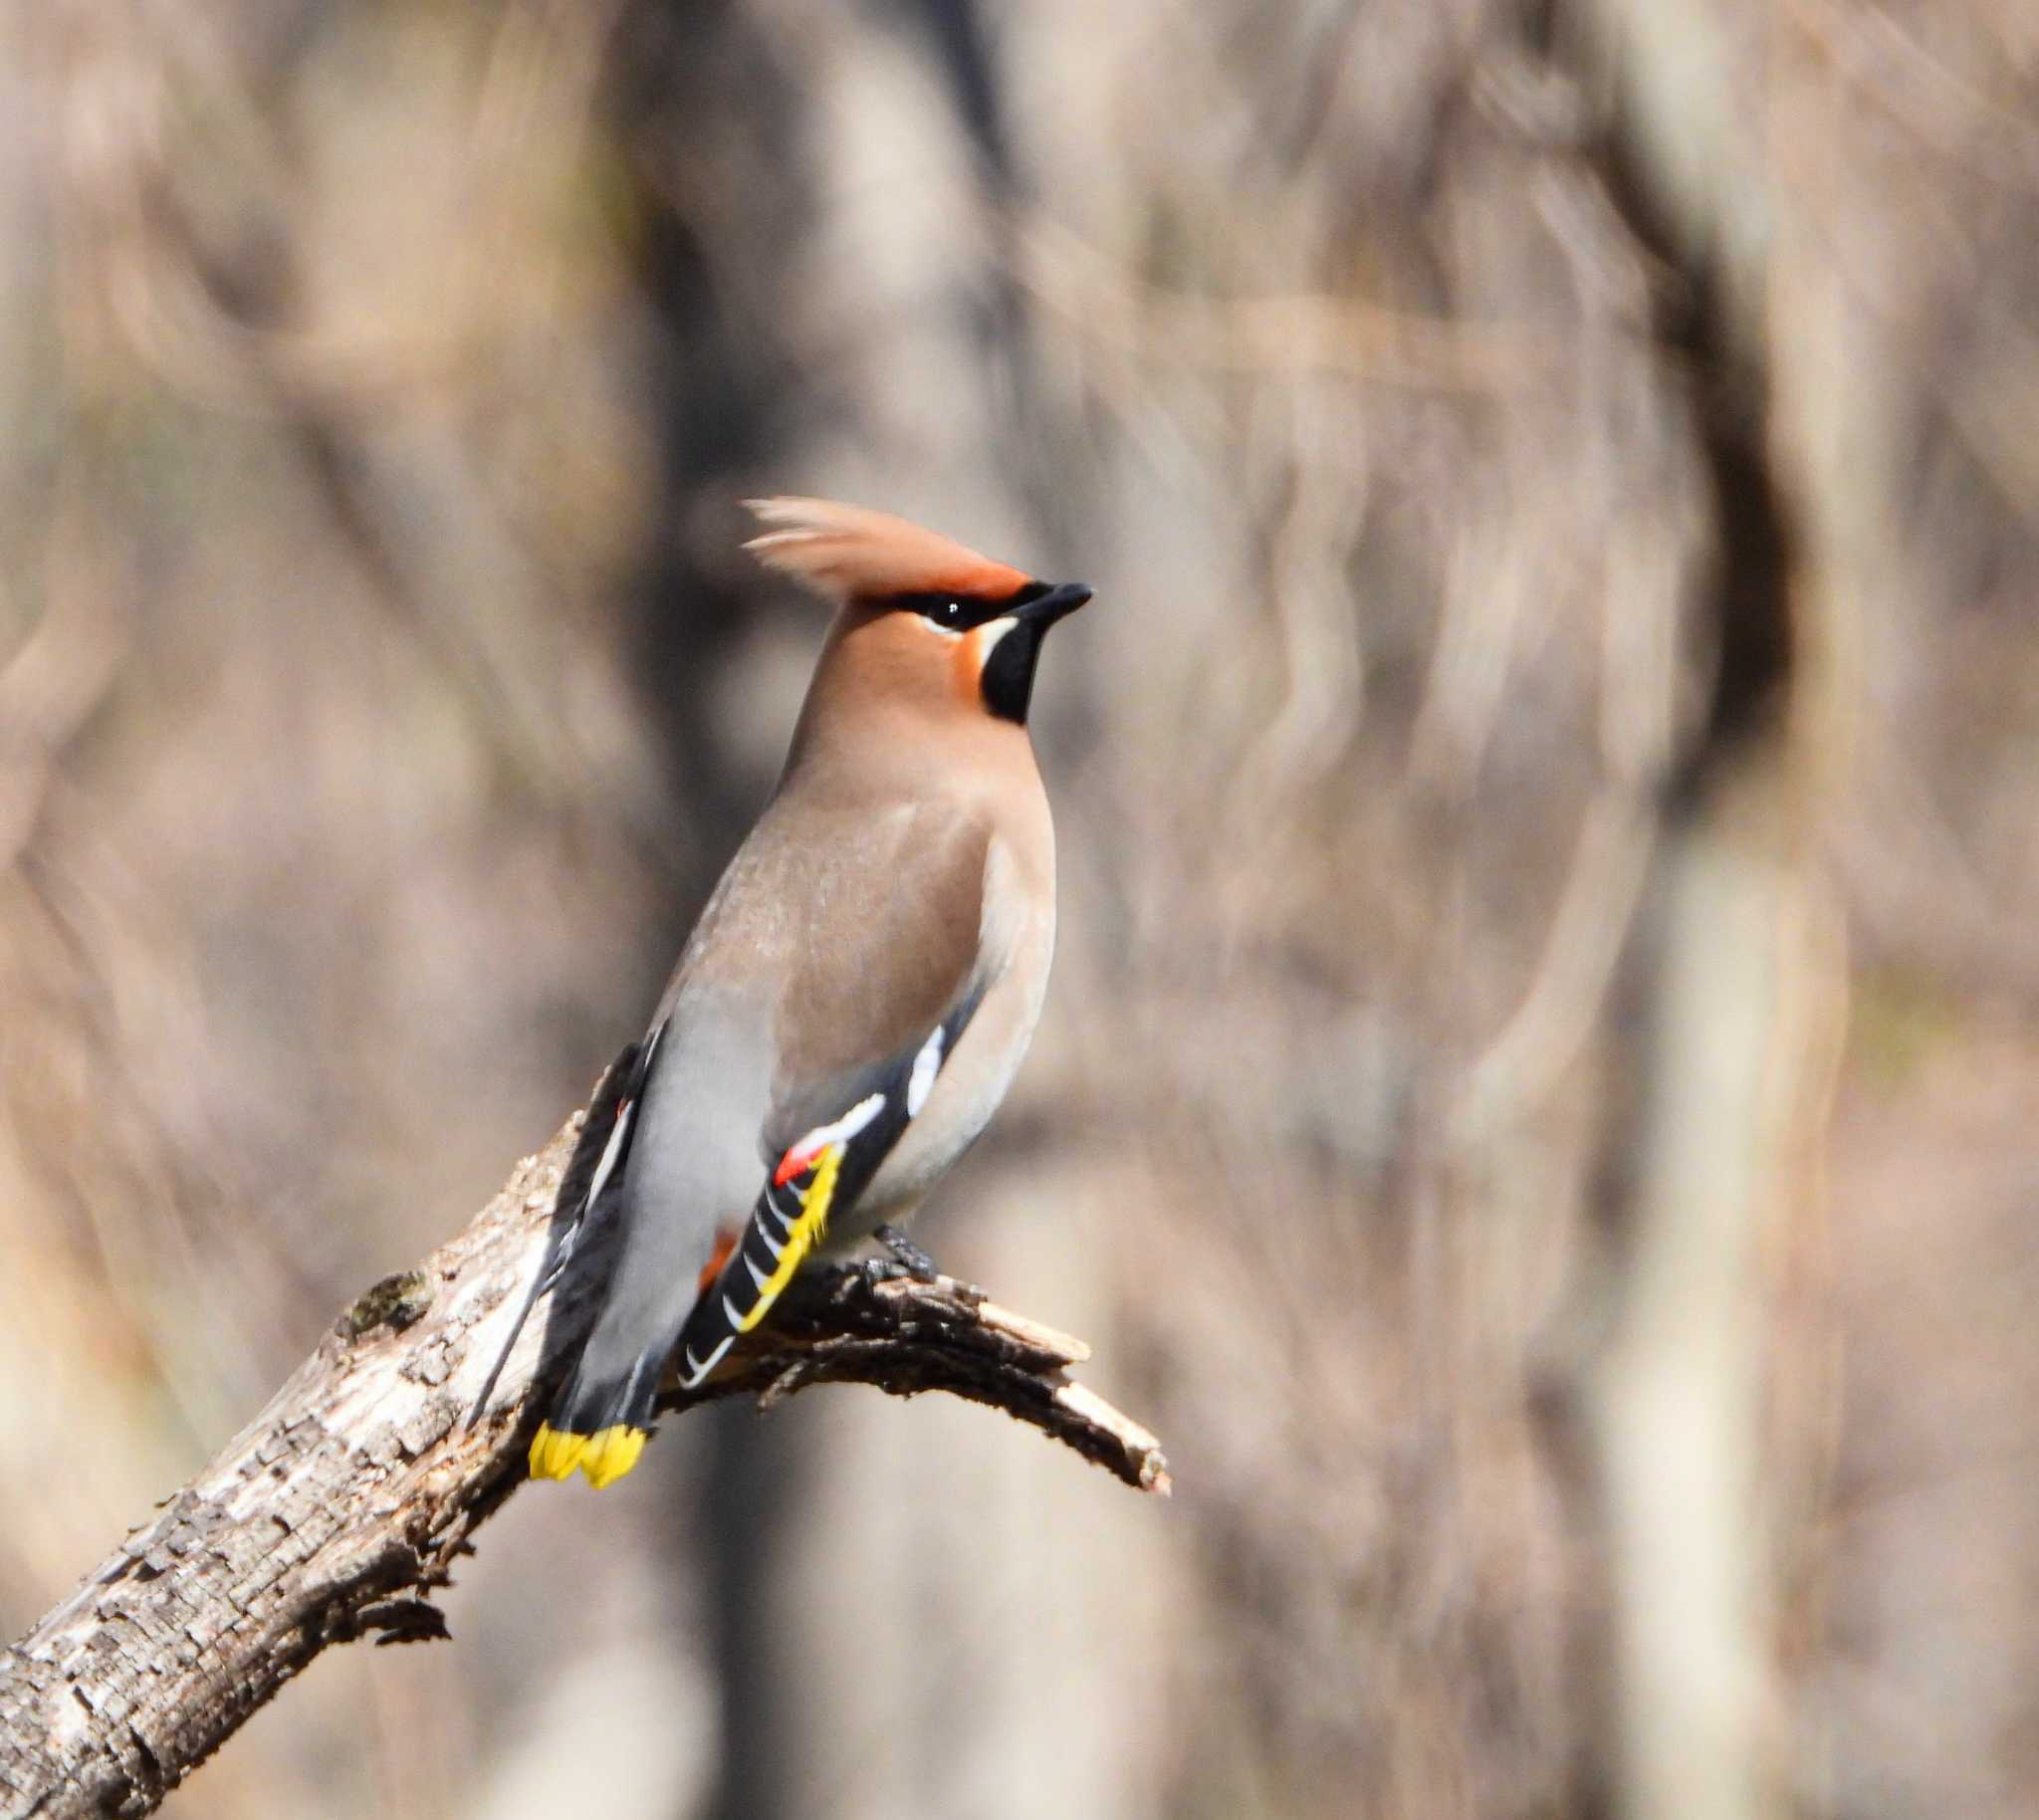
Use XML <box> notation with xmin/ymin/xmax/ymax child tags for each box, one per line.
<box><xmin>871</xmin><ymin>1226</ymin><xmax>987</xmax><ymax>1305</ymax></box>
<box><xmin>825</xmin><ymin>1225</ymin><xmax>944</xmax><ymax>1295</ymax></box>
<box><xmin>873</xmin><ymin>1224</ymin><xmax>939</xmax><ymax>1283</ymax></box>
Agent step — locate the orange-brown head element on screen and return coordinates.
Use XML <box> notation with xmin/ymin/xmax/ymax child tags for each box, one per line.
<box><xmin>744</xmin><ymin>497</ymin><xmax>1092</xmax><ymax>732</ymax></box>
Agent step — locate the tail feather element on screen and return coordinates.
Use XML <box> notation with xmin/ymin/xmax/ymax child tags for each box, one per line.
<box><xmin>530</xmin><ymin>1422</ymin><xmax>645</xmax><ymax>1489</ymax></box>
<box><xmin>471</xmin><ymin>1037</ymin><xmax>646</xmax><ymax>1425</ymax></box>
<box><xmin>529</xmin><ymin>1347</ymin><xmax>663</xmax><ymax>1488</ymax></box>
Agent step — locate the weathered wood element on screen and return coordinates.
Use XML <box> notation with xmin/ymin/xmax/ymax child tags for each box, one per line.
<box><xmin>0</xmin><ymin>1110</ymin><xmax>1165</xmax><ymax>1819</ymax></box>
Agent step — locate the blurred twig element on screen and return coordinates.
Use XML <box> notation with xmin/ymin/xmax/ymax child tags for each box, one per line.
<box><xmin>1789</xmin><ymin>0</ymin><xmax>2039</xmax><ymax>194</ymax></box>
<box><xmin>0</xmin><ymin>1106</ymin><xmax>1165</xmax><ymax>1820</ymax></box>
<box><xmin>1013</xmin><ymin>215</ymin><xmax>1557</xmax><ymax>393</ymax></box>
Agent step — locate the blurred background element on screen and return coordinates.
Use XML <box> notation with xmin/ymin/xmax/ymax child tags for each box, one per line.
<box><xmin>2</xmin><ymin>2</ymin><xmax>2036</xmax><ymax>1816</ymax></box>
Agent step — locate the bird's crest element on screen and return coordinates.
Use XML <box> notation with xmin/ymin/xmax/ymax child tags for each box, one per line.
<box><xmin>743</xmin><ymin>497</ymin><xmax>1029</xmax><ymax>604</ymax></box>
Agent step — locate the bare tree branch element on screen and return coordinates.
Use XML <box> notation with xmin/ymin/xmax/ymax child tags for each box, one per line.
<box><xmin>0</xmin><ymin>1107</ymin><xmax>1167</xmax><ymax>1820</ymax></box>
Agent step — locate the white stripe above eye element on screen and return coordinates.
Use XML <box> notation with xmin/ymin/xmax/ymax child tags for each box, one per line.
<box><xmin>906</xmin><ymin>1027</ymin><xmax>945</xmax><ymax>1116</ymax></box>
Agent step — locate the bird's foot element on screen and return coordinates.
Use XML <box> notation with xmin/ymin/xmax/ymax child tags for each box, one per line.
<box><xmin>872</xmin><ymin>1224</ymin><xmax>940</xmax><ymax>1284</ymax></box>
<box><xmin>824</xmin><ymin>1226</ymin><xmax>986</xmax><ymax>1302</ymax></box>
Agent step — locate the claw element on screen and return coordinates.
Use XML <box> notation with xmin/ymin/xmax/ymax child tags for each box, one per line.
<box><xmin>873</xmin><ymin>1224</ymin><xmax>939</xmax><ymax>1283</ymax></box>
<box><xmin>826</xmin><ymin>1253</ymin><xmax>908</xmax><ymax>1294</ymax></box>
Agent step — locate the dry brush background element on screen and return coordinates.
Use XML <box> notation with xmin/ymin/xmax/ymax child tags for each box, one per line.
<box><xmin>1</xmin><ymin>2</ymin><xmax>2036</xmax><ymax>1817</ymax></box>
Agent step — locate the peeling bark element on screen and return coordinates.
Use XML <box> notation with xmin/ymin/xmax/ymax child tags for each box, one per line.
<box><xmin>0</xmin><ymin>1109</ymin><xmax>1165</xmax><ymax>1819</ymax></box>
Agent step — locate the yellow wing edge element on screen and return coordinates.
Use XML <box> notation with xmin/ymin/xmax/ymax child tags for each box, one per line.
<box><xmin>525</xmin><ymin>1140</ymin><xmax>846</xmax><ymax>1491</ymax></box>
<box><xmin>737</xmin><ymin>1142</ymin><xmax>843</xmax><ymax>1334</ymax></box>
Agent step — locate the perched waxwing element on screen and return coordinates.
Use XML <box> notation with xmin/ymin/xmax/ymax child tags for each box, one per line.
<box><xmin>521</xmin><ymin>498</ymin><xmax>1091</xmax><ymax>1488</ymax></box>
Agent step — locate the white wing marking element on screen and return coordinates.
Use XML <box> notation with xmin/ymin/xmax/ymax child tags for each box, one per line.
<box><xmin>679</xmin><ymin>1333</ymin><xmax>735</xmax><ymax>1390</ymax></box>
<box><xmin>586</xmin><ymin>1098</ymin><xmax>634</xmax><ymax>1210</ymax></box>
<box><xmin>907</xmin><ymin>1027</ymin><xmax>944</xmax><ymax>1116</ymax></box>
<box><xmin>793</xmin><ymin>1092</ymin><xmax>887</xmax><ymax>1158</ymax></box>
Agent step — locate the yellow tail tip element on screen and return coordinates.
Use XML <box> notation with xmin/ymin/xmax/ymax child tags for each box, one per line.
<box><xmin>529</xmin><ymin>1424</ymin><xmax>586</xmax><ymax>1480</ymax></box>
<box><xmin>580</xmin><ymin>1424</ymin><xmax>648</xmax><ymax>1488</ymax></box>
<box><xmin>529</xmin><ymin>1422</ymin><xmax>647</xmax><ymax>1488</ymax></box>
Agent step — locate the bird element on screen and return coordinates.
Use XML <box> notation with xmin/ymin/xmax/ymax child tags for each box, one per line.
<box><xmin>518</xmin><ymin>497</ymin><xmax>1092</xmax><ymax>1488</ymax></box>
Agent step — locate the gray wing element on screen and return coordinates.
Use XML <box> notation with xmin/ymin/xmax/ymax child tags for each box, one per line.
<box><xmin>669</xmin><ymin>807</ymin><xmax>997</xmax><ymax>1388</ymax></box>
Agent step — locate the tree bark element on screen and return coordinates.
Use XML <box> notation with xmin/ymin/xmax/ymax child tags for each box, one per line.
<box><xmin>0</xmin><ymin>1104</ymin><xmax>1165</xmax><ymax>1819</ymax></box>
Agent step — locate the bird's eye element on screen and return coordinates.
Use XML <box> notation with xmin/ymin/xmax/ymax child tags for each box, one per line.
<box><xmin>899</xmin><ymin>592</ymin><xmax>969</xmax><ymax>634</ymax></box>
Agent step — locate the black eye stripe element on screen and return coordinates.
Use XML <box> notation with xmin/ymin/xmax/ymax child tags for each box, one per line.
<box><xmin>890</xmin><ymin>590</ymin><xmax>1016</xmax><ymax>631</ymax></box>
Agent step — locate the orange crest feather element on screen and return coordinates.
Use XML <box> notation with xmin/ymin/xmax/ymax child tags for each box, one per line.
<box><xmin>743</xmin><ymin>497</ymin><xmax>1029</xmax><ymax>603</ymax></box>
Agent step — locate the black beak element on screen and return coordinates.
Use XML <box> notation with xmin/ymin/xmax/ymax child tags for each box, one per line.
<box><xmin>1016</xmin><ymin>580</ymin><xmax>1093</xmax><ymax>626</ymax></box>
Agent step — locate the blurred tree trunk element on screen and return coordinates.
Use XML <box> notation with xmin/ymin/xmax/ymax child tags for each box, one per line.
<box><xmin>1562</xmin><ymin>11</ymin><xmax>1805</xmax><ymax>1818</ymax></box>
